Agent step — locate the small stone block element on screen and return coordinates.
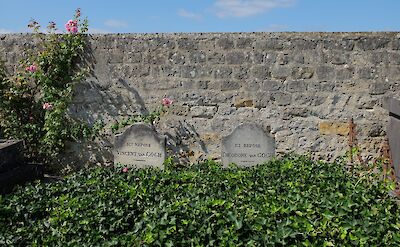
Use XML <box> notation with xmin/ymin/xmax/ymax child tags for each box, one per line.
<box><xmin>318</xmin><ymin>122</ymin><xmax>349</xmax><ymax>136</ymax></box>
<box><xmin>234</xmin><ymin>99</ymin><xmax>254</xmax><ymax>108</ymax></box>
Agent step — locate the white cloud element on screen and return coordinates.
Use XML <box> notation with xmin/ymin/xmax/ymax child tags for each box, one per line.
<box><xmin>213</xmin><ymin>0</ymin><xmax>295</xmax><ymax>18</ymax></box>
<box><xmin>178</xmin><ymin>9</ymin><xmax>203</xmax><ymax>21</ymax></box>
<box><xmin>260</xmin><ymin>24</ymin><xmax>289</xmax><ymax>32</ymax></box>
<box><xmin>104</xmin><ymin>19</ymin><xmax>128</xmax><ymax>29</ymax></box>
<box><xmin>88</xmin><ymin>28</ymin><xmax>111</xmax><ymax>34</ymax></box>
<box><xmin>0</xmin><ymin>28</ymin><xmax>12</xmax><ymax>34</ymax></box>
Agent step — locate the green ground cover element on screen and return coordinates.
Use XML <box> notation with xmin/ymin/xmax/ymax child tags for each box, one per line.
<box><xmin>1</xmin><ymin>155</ymin><xmax>399</xmax><ymax>246</ymax></box>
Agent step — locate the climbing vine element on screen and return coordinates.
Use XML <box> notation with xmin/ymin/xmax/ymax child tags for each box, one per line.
<box><xmin>0</xmin><ymin>9</ymin><xmax>99</xmax><ymax>165</ymax></box>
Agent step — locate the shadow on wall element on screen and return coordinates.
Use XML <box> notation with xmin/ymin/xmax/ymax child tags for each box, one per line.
<box><xmin>164</xmin><ymin>120</ymin><xmax>209</xmax><ymax>165</ymax></box>
<box><xmin>63</xmin><ymin>41</ymin><xmax>169</xmax><ymax>170</ymax></box>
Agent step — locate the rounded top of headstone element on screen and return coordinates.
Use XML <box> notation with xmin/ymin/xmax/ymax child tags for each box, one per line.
<box><xmin>115</xmin><ymin>123</ymin><xmax>162</xmax><ymax>145</ymax></box>
<box><xmin>114</xmin><ymin>123</ymin><xmax>166</xmax><ymax>169</ymax></box>
<box><xmin>224</xmin><ymin>123</ymin><xmax>271</xmax><ymax>140</ymax></box>
<box><xmin>221</xmin><ymin>123</ymin><xmax>275</xmax><ymax>167</ymax></box>
<box><xmin>0</xmin><ymin>139</ymin><xmax>22</xmax><ymax>149</ymax></box>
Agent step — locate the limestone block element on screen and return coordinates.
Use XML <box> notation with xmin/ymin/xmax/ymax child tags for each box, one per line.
<box><xmin>319</xmin><ymin>122</ymin><xmax>349</xmax><ymax>136</ymax></box>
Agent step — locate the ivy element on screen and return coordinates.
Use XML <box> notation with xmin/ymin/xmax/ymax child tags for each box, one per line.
<box><xmin>1</xmin><ymin>155</ymin><xmax>399</xmax><ymax>246</ymax></box>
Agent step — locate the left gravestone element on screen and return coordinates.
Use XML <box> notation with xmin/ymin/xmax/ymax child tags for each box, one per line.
<box><xmin>0</xmin><ymin>140</ymin><xmax>43</xmax><ymax>194</ymax></box>
<box><xmin>113</xmin><ymin>123</ymin><xmax>166</xmax><ymax>169</ymax></box>
<box><xmin>0</xmin><ymin>140</ymin><xmax>24</xmax><ymax>173</ymax></box>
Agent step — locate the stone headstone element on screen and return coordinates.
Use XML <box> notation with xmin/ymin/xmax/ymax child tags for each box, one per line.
<box><xmin>387</xmin><ymin>98</ymin><xmax>400</xmax><ymax>180</ymax></box>
<box><xmin>0</xmin><ymin>139</ymin><xmax>24</xmax><ymax>173</ymax></box>
<box><xmin>221</xmin><ymin>123</ymin><xmax>275</xmax><ymax>167</ymax></box>
<box><xmin>0</xmin><ymin>139</ymin><xmax>43</xmax><ymax>195</ymax></box>
<box><xmin>114</xmin><ymin>123</ymin><xmax>166</xmax><ymax>169</ymax></box>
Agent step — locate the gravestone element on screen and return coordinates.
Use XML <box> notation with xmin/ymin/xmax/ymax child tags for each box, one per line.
<box><xmin>0</xmin><ymin>140</ymin><xmax>23</xmax><ymax>173</ymax></box>
<box><xmin>221</xmin><ymin>123</ymin><xmax>275</xmax><ymax>167</ymax></box>
<box><xmin>114</xmin><ymin>123</ymin><xmax>166</xmax><ymax>168</ymax></box>
<box><xmin>0</xmin><ymin>139</ymin><xmax>43</xmax><ymax>194</ymax></box>
<box><xmin>387</xmin><ymin>97</ymin><xmax>400</xmax><ymax>180</ymax></box>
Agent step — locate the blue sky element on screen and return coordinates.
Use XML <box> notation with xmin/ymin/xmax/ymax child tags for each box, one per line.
<box><xmin>1</xmin><ymin>0</ymin><xmax>400</xmax><ymax>33</ymax></box>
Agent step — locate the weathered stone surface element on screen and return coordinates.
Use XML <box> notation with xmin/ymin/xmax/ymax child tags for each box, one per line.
<box><xmin>234</xmin><ymin>98</ymin><xmax>254</xmax><ymax>108</ymax></box>
<box><xmin>217</xmin><ymin>38</ymin><xmax>234</xmax><ymax>50</ymax></box>
<box><xmin>271</xmin><ymin>66</ymin><xmax>291</xmax><ymax>80</ymax></box>
<box><xmin>327</xmin><ymin>51</ymin><xmax>349</xmax><ymax>65</ymax></box>
<box><xmin>291</xmin><ymin>67</ymin><xmax>314</xmax><ymax>79</ymax></box>
<box><xmin>322</xmin><ymin>39</ymin><xmax>355</xmax><ymax>51</ymax></box>
<box><xmin>236</xmin><ymin>38</ymin><xmax>254</xmax><ymax>49</ymax></box>
<box><xmin>358</xmin><ymin>67</ymin><xmax>377</xmax><ymax>79</ymax></box>
<box><xmin>233</xmin><ymin>66</ymin><xmax>250</xmax><ymax>80</ymax></box>
<box><xmin>1</xmin><ymin>32</ymin><xmax>399</xmax><ymax>166</ymax></box>
<box><xmin>336</xmin><ymin>67</ymin><xmax>354</xmax><ymax>80</ymax></box>
<box><xmin>276</xmin><ymin>53</ymin><xmax>290</xmax><ymax>65</ymax></box>
<box><xmin>369</xmin><ymin>82</ymin><xmax>389</xmax><ymax>95</ymax></box>
<box><xmin>226</xmin><ymin>52</ymin><xmax>247</xmax><ymax>64</ymax></box>
<box><xmin>114</xmin><ymin>123</ymin><xmax>166</xmax><ymax>168</ymax></box>
<box><xmin>190</xmin><ymin>106</ymin><xmax>218</xmax><ymax>118</ymax></box>
<box><xmin>284</xmin><ymin>107</ymin><xmax>309</xmax><ymax>118</ymax></box>
<box><xmin>220</xmin><ymin>80</ymin><xmax>241</xmax><ymax>91</ymax></box>
<box><xmin>168</xmin><ymin>52</ymin><xmax>186</xmax><ymax>65</ymax></box>
<box><xmin>286</xmin><ymin>80</ymin><xmax>306</xmax><ymax>92</ymax></box>
<box><xmin>291</xmin><ymin>39</ymin><xmax>317</xmax><ymax>50</ymax></box>
<box><xmin>392</xmin><ymin>39</ymin><xmax>400</xmax><ymax>50</ymax></box>
<box><xmin>214</xmin><ymin>67</ymin><xmax>233</xmax><ymax>79</ymax></box>
<box><xmin>251</xmin><ymin>65</ymin><xmax>270</xmax><ymax>80</ymax></box>
<box><xmin>388</xmin><ymin>97</ymin><xmax>400</xmax><ymax>179</ymax></box>
<box><xmin>319</xmin><ymin>122</ymin><xmax>349</xmax><ymax>136</ymax></box>
<box><xmin>387</xmin><ymin>97</ymin><xmax>400</xmax><ymax>115</ymax></box>
<box><xmin>262</xmin><ymin>80</ymin><xmax>281</xmax><ymax>91</ymax></box>
<box><xmin>357</xmin><ymin>37</ymin><xmax>390</xmax><ymax>50</ymax></box>
<box><xmin>177</xmin><ymin>38</ymin><xmax>198</xmax><ymax>50</ymax></box>
<box><xmin>221</xmin><ymin>123</ymin><xmax>275</xmax><ymax>167</ymax></box>
<box><xmin>190</xmin><ymin>52</ymin><xmax>207</xmax><ymax>64</ymax></box>
<box><xmin>255</xmin><ymin>38</ymin><xmax>286</xmax><ymax>50</ymax></box>
<box><xmin>316</xmin><ymin>66</ymin><xmax>335</xmax><ymax>80</ymax></box>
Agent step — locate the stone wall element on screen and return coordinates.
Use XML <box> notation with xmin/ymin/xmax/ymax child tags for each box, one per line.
<box><xmin>1</xmin><ymin>32</ymin><xmax>400</xmax><ymax>166</ymax></box>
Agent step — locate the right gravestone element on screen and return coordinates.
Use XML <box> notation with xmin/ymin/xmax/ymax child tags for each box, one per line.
<box><xmin>387</xmin><ymin>98</ymin><xmax>400</xmax><ymax>180</ymax></box>
<box><xmin>221</xmin><ymin>123</ymin><xmax>275</xmax><ymax>167</ymax></box>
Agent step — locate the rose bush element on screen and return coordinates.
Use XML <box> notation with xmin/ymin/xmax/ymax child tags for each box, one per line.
<box><xmin>0</xmin><ymin>9</ymin><xmax>102</xmax><ymax>168</ymax></box>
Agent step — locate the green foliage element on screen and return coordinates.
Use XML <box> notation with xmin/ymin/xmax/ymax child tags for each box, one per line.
<box><xmin>1</xmin><ymin>155</ymin><xmax>400</xmax><ymax>246</ymax></box>
<box><xmin>0</xmin><ymin>9</ymin><xmax>97</xmax><ymax>164</ymax></box>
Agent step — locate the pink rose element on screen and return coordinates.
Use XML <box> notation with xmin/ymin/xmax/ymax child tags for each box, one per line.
<box><xmin>162</xmin><ymin>97</ymin><xmax>173</xmax><ymax>107</ymax></box>
<box><xmin>65</xmin><ymin>19</ymin><xmax>78</xmax><ymax>33</ymax></box>
<box><xmin>42</xmin><ymin>102</ymin><xmax>53</xmax><ymax>110</ymax></box>
<box><xmin>26</xmin><ymin>64</ymin><xmax>37</xmax><ymax>73</ymax></box>
<box><xmin>122</xmin><ymin>167</ymin><xmax>129</xmax><ymax>173</ymax></box>
<box><xmin>67</xmin><ymin>20</ymin><xmax>77</xmax><ymax>26</ymax></box>
<box><xmin>70</xmin><ymin>26</ymin><xmax>78</xmax><ymax>34</ymax></box>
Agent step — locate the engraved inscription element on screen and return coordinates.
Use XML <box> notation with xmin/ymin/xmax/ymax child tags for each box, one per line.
<box><xmin>126</xmin><ymin>142</ymin><xmax>151</xmax><ymax>147</ymax></box>
<box><xmin>113</xmin><ymin>123</ymin><xmax>166</xmax><ymax>169</ymax></box>
<box><xmin>221</xmin><ymin>123</ymin><xmax>275</xmax><ymax>167</ymax></box>
<box><xmin>117</xmin><ymin>151</ymin><xmax>162</xmax><ymax>158</ymax></box>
